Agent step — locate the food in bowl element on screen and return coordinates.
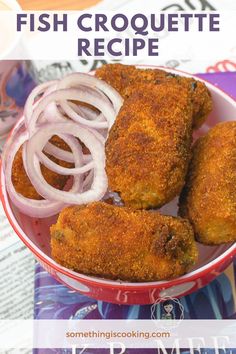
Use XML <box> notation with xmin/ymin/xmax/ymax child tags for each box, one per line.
<box><xmin>51</xmin><ymin>202</ymin><xmax>197</xmax><ymax>282</ymax></box>
<box><xmin>2</xmin><ymin>73</ymin><xmax>122</xmax><ymax>218</ymax></box>
<box><xmin>179</xmin><ymin>121</ymin><xmax>236</xmax><ymax>245</ymax></box>
<box><xmin>95</xmin><ymin>63</ymin><xmax>212</xmax><ymax>129</ymax></box>
<box><xmin>1</xmin><ymin>64</ymin><xmax>235</xmax><ymax>288</ymax></box>
<box><xmin>105</xmin><ymin>81</ymin><xmax>193</xmax><ymax>209</ymax></box>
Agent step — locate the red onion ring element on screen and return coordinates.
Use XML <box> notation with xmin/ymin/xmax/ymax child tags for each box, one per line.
<box><xmin>43</xmin><ymin>142</ymin><xmax>92</xmax><ymax>164</ymax></box>
<box><xmin>69</xmin><ymin>103</ymin><xmax>99</xmax><ymax>121</ymax></box>
<box><xmin>4</xmin><ymin>131</ymin><xmax>66</xmax><ymax>218</ymax></box>
<box><xmin>3</xmin><ymin>72</ymin><xmax>122</xmax><ymax>217</ymax></box>
<box><xmin>60</xmin><ymin>101</ymin><xmax>109</xmax><ymax>129</ymax></box>
<box><xmin>59</xmin><ymin>85</ymin><xmax>114</xmax><ymax>129</ymax></box>
<box><xmin>24</xmin><ymin>80</ymin><xmax>58</xmax><ymax>128</ymax></box>
<box><xmin>38</xmin><ymin>150</ymin><xmax>94</xmax><ymax>175</ymax></box>
<box><xmin>58</xmin><ymin>72</ymin><xmax>123</xmax><ymax>114</ymax></box>
<box><xmin>3</xmin><ymin>125</ymin><xmax>88</xmax><ymax>217</ymax></box>
<box><xmin>42</xmin><ymin>101</ymin><xmax>66</xmax><ymax>124</ymax></box>
<box><xmin>43</xmin><ymin>142</ymin><xmax>75</xmax><ymax>163</ymax></box>
<box><xmin>22</xmin><ymin>132</ymin><xmax>85</xmax><ymax>197</ymax></box>
<box><xmin>28</xmin><ymin>88</ymin><xmax>116</xmax><ymax>136</ymax></box>
<box><xmin>83</xmin><ymin>170</ymin><xmax>94</xmax><ymax>191</ymax></box>
<box><xmin>25</xmin><ymin>122</ymin><xmax>107</xmax><ymax>204</ymax></box>
<box><xmin>87</xmin><ymin>127</ymin><xmax>106</xmax><ymax>144</ymax></box>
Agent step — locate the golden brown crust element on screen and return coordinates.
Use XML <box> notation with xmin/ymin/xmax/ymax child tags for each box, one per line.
<box><xmin>96</xmin><ymin>63</ymin><xmax>212</xmax><ymax>129</ymax></box>
<box><xmin>189</xmin><ymin>79</ymin><xmax>213</xmax><ymax>129</ymax></box>
<box><xmin>179</xmin><ymin>121</ymin><xmax>236</xmax><ymax>245</ymax></box>
<box><xmin>51</xmin><ymin>202</ymin><xmax>198</xmax><ymax>282</ymax></box>
<box><xmin>105</xmin><ymin>82</ymin><xmax>193</xmax><ymax>209</ymax></box>
<box><xmin>12</xmin><ymin>136</ymin><xmax>73</xmax><ymax>200</ymax></box>
<box><xmin>96</xmin><ymin>64</ymin><xmax>138</xmax><ymax>95</ymax></box>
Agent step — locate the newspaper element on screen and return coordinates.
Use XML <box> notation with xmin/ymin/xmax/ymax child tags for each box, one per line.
<box><xmin>0</xmin><ymin>135</ymin><xmax>33</xmax><ymax>352</ymax></box>
<box><xmin>0</xmin><ymin>205</ymin><xmax>35</xmax><ymax>320</ymax></box>
<box><xmin>0</xmin><ymin>124</ymin><xmax>35</xmax><ymax>321</ymax></box>
<box><xmin>0</xmin><ymin>201</ymin><xmax>34</xmax><ymax>353</ymax></box>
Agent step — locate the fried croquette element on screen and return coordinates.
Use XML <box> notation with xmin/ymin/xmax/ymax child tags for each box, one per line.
<box><xmin>50</xmin><ymin>202</ymin><xmax>198</xmax><ymax>282</ymax></box>
<box><xmin>12</xmin><ymin>136</ymin><xmax>73</xmax><ymax>200</ymax></box>
<box><xmin>179</xmin><ymin>121</ymin><xmax>236</xmax><ymax>245</ymax></box>
<box><xmin>105</xmin><ymin>82</ymin><xmax>193</xmax><ymax>209</ymax></box>
<box><xmin>95</xmin><ymin>63</ymin><xmax>212</xmax><ymax>129</ymax></box>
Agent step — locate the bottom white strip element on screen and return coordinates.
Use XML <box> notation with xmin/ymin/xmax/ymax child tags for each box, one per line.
<box><xmin>0</xmin><ymin>320</ymin><xmax>235</xmax><ymax>349</ymax></box>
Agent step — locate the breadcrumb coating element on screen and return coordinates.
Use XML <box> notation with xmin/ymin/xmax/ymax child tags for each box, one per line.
<box><xmin>51</xmin><ymin>202</ymin><xmax>198</xmax><ymax>282</ymax></box>
<box><xmin>105</xmin><ymin>82</ymin><xmax>193</xmax><ymax>209</ymax></box>
<box><xmin>96</xmin><ymin>63</ymin><xmax>212</xmax><ymax>129</ymax></box>
<box><xmin>179</xmin><ymin>121</ymin><xmax>236</xmax><ymax>245</ymax></box>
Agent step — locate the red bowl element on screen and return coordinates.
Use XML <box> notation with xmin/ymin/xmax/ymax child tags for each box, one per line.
<box><xmin>0</xmin><ymin>67</ymin><xmax>236</xmax><ymax>305</ymax></box>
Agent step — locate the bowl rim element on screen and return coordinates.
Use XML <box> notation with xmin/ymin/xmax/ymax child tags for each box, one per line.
<box><xmin>0</xmin><ymin>65</ymin><xmax>236</xmax><ymax>290</ymax></box>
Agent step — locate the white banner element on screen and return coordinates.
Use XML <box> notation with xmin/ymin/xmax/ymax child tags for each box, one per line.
<box><xmin>0</xmin><ymin>320</ymin><xmax>235</xmax><ymax>349</ymax></box>
<box><xmin>0</xmin><ymin>11</ymin><xmax>236</xmax><ymax>61</ymax></box>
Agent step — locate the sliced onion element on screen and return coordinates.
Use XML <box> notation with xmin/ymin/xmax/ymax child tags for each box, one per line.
<box><xmin>96</xmin><ymin>113</ymin><xmax>106</xmax><ymax>122</ymax></box>
<box><xmin>25</xmin><ymin>122</ymin><xmax>107</xmax><ymax>204</ymax></box>
<box><xmin>43</xmin><ymin>142</ymin><xmax>92</xmax><ymax>164</ymax></box>
<box><xmin>28</xmin><ymin>88</ymin><xmax>116</xmax><ymax>136</ymax></box>
<box><xmin>83</xmin><ymin>170</ymin><xmax>94</xmax><ymax>191</ymax></box>
<box><xmin>2</xmin><ymin>121</ymin><xmax>26</xmax><ymax>171</ymax></box>
<box><xmin>60</xmin><ymin>100</ymin><xmax>109</xmax><ymax>129</ymax></box>
<box><xmin>67</xmin><ymin>101</ymin><xmax>89</xmax><ymax>119</ymax></box>
<box><xmin>4</xmin><ymin>131</ymin><xmax>66</xmax><ymax>218</ymax></box>
<box><xmin>59</xmin><ymin>85</ymin><xmax>113</xmax><ymax>128</ymax></box>
<box><xmin>24</xmin><ymin>80</ymin><xmax>58</xmax><ymax>128</ymax></box>
<box><xmin>69</xmin><ymin>103</ymin><xmax>99</xmax><ymax>121</ymax></box>
<box><xmin>23</xmin><ymin>132</ymin><xmax>85</xmax><ymax>195</ymax></box>
<box><xmin>42</xmin><ymin>83</ymin><xmax>58</xmax><ymax>97</ymax></box>
<box><xmin>4</xmin><ymin>125</ymin><xmax>87</xmax><ymax>218</ymax></box>
<box><xmin>87</xmin><ymin>127</ymin><xmax>106</xmax><ymax>145</ymax></box>
<box><xmin>58</xmin><ymin>72</ymin><xmax>123</xmax><ymax>114</ymax></box>
<box><xmin>42</xmin><ymin>101</ymin><xmax>66</xmax><ymax>124</ymax></box>
<box><xmin>38</xmin><ymin>150</ymin><xmax>94</xmax><ymax>175</ymax></box>
<box><xmin>43</xmin><ymin>142</ymin><xmax>75</xmax><ymax>163</ymax></box>
<box><xmin>3</xmin><ymin>71</ymin><xmax>122</xmax><ymax>218</ymax></box>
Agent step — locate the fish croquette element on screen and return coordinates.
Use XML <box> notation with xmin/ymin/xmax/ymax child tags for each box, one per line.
<box><xmin>105</xmin><ymin>82</ymin><xmax>193</xmax><ymax>209</ymax></box>
<box><xmin>179</xmin><ymin>121</ymin><xmax>236</xmax><ymax>245</ymax></box>
<box><xmin>51</xmin><ymin>202</ymin><xmax>198</xmax><ymax>282</ymax></box>
<box><xmin>96</xmin><ymin>63</ymin><xmax>212</xmax><ymax>129</ymax></box>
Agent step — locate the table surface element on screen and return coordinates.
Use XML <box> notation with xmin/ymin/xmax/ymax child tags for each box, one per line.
<box><xmin>18</xmin><ymin>0</ymin><xmax>101</xmax><ymax>10</ymax></box>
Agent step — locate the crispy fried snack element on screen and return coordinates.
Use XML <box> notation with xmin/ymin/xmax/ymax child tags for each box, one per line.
<box><xmin>96</xmin><ymin>63</ymin><xmax>212</xmax><ymax>129</ymax></box>
<box><xmin>51</xmin><ymin>202</ymin><xmax>198</xmax><ymax>282</ymax></box>
<box><xmin>12</xmin><ymin>136</ymin><xmax>73</xmax><ymax>200</ymax></box>
<box><xmin>179</xmin><ymin>121</ymin><xmax>236</xmax><ymax>245</ymax></box>
<box><xmin>105</xmin><ymin>82</ymin><xmax>193</xmax><ymax>209</ymax></box>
